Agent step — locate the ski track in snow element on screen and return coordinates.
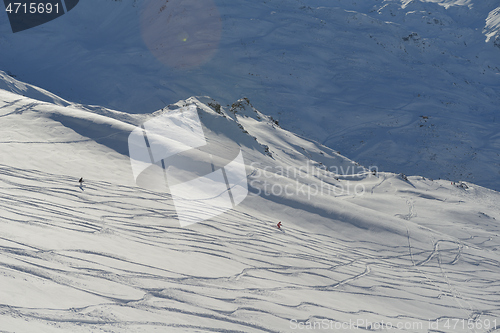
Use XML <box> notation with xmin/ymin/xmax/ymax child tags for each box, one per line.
<box><xmin>0</xmin><ymin>166</ymin><xmax>499</xmax><ymax>332</ymax></box>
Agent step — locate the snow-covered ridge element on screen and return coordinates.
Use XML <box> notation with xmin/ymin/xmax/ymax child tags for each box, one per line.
<box><xmin>0</xmin><ymin>70</ymin><xmax>70</xmax><ymax>106</ymax></box>
<box><xmin>484</xmin><ymin>6</ymin><xmax>500</xmax><ymax>43</ymax></box>
<box><xmin>1</xmin><ymin>82</ymin><xmax>500</xmax><ymax>331</ymax></box>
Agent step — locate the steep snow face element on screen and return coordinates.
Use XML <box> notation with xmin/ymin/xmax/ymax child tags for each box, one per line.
<box><xmin>484</xmin><ymin>6</ymin><xmax>500</xmax><ymax>43</ymax></box>
<box><xmin>1</xmin><ymin>0</ymin><xmax>499</xmax><ymax>190</ymax></box>
<box><xmin>1</xmin><ymin>88</ymin><xmax>500</xmax><ymax>332</ymax></box>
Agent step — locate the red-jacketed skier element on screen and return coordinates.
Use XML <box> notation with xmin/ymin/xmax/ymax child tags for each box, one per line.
<box><xmin>277</xmin><ymin>221</ymin><xmax>282</xmax><ymax>229</ymax></box>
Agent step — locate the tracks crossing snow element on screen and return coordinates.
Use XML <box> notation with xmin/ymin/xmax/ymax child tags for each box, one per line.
<box><xmin>0</xmin><ymin>166</ymin><xmax>499</xmax><ymax>332</ymax></box>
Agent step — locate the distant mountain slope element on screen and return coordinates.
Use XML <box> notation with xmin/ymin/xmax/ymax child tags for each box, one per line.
<box><xmin>1</xmin><ymin>84</ymin><xmax>500</xmax><ymax>332</ymax></box>
<box><xmin>484</xmin><ymin>5</ymin><xmax>500</xmax><ymax>43</ymax></box>
<box><xmin>1</xmin><ymin>0</ymin><xmax>499</xmax><ymax>190</ymax></box>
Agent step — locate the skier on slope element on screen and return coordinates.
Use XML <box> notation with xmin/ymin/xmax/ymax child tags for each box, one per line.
<box><xmin>277</xmin><ymin>221</ymin><xmax>282</xmax><ymax>229</ymax></box>
<box><xmin>79</xmin><ymin>177</ymin><xmax>84</xmax><ymax>185</ymax></box>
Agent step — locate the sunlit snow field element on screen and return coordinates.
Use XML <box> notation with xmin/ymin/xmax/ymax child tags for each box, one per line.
<box><xmin>0</xmin><ymin>86</ymin><xmax>499</xmax><ymax>332</ymax></box>
<box><xmin>0</xmin><ymin>0</ymin><xmax>500</xmax><ymax>331</ymax></box>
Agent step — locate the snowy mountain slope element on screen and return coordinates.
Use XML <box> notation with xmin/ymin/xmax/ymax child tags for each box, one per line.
<box><xmin>0</xmin><ymin>71</ymin><xmax>70</xmax><ymax>107</ymax></box>
<box><xmin>1</xmin><ymin>86</ymin><xmax>500</xmax><ymax>332</ymax></box>
<box><xmin>484</xmin><ymin>5</ymin><xmax>500</xmax><ymax>43</ymax></box>
<box><xmin>1</xmin><ymin>0</ymin><xmax>499</xmax><ymax>190</ymax></box>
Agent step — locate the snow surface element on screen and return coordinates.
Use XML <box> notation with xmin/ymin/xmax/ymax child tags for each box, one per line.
<box><xmin>0</xmin><ymin>0</ymin><xmax>499</xmax><ymax>190</ymax></box>
<box><xmin>0</xmin><ymin>82</ymin><xmax>499</xmax><ymax>332</ymax></box>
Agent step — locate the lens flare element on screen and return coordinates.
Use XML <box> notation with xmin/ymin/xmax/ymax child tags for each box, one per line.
<box><xmin>140</xmin><ymin>0</ymin><xmax>222</xmax><ymax>69</ymax></box>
